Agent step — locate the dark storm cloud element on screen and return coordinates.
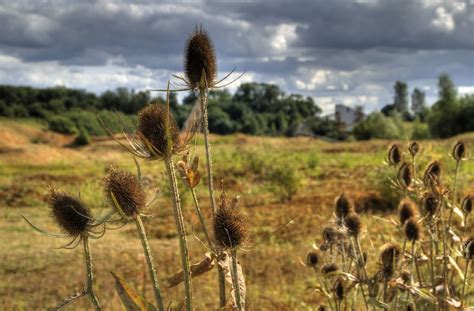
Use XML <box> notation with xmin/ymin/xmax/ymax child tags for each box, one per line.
<box><xmin>0</xmin><ymin>0</ymin><xmax>473</xmax><ymax>111</ymax></box>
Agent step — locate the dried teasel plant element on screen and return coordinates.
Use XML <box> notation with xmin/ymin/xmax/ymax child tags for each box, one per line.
<box><xmin>22</xmin><ymin>188</ymin><xmax>104</xmax><ymax>309</ymax></box>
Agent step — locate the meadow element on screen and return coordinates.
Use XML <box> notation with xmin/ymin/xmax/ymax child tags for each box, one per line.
<box><xmin>0</xmin><ymin>118</ymin><xmax>473</xmax><ymax>310</ymax></box>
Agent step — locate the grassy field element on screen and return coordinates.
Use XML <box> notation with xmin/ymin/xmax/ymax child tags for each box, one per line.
<box><xmin>1</xmin><ymin>119</ymin><xmax>473</xmax><ymax>310</ymax></box>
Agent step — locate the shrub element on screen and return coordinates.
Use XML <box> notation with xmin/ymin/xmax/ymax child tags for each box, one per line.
<box><xmin>73</xmin><ymin>127</ymin><xmax>91</xmax><ymax>146</ymax></box>
<box><xmin>267</xmin><ymin>159</ymin><xmax>302</xmax><ymax>202</ymax></box>
<box><xmin>48</xmin><ymin>115</ymin><xmax>77</xmax><ymax>134</ymax></box>
<box><xmin>353</xmin><ymin>112</ymin><xmax>404</xmax><ymax>140</ymax></box>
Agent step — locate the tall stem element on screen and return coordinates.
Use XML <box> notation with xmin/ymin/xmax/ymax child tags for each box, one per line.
<box><xmin>199</xmin><ymin>84</ymin><xmax>226</xmax><ymax>306</ymax></box>
<box><xmin>164</xmin><ymin>156</ymin><xmax>193</xmax><ymax>310</ymax></box>
<box><xmin>190</xmin><ymin>188</ymin><xmax>212</xmax><ymax>247</ymax></box>
<box><xmin>448</xmin><ymin>160</ymin><xmax>460</xmax><ymax>229</ymax></box>
<box><xmin>135</xmin><ymin>215</ymin><xmax>165</xmax><ymax>311</ymax></box>
<box><xmin>461</xmin><ymin>259</ymin><xmax>470</xmax><ymax>308</ymax></box>
<box><xmin>231</xmin><ymin>249</ymin><xmax>243</xmax><ymax>311</ymax></box>
<box><xmin>83</xmin><ymin>236</ymin><xmax>101</xmax><ymax>310</ymax></box>
<box><xmin>351</xmin><ymin>237</ymin><xmax>369</xmax><ymax>310</ymax></box>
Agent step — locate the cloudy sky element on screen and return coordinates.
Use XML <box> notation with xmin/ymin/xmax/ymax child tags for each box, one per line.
<box><xmin>1</xmin><ymin>0</ymin><xmax>473</xmax><ymax>113</ymax></box>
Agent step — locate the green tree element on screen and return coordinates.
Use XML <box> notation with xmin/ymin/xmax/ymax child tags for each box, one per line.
<box><xmin>393</xmin><ymin>81</ymin><xmax>409</xmax><ymax>114</ymax></box>
<box><xmin>411</xmin><ymin>88</ymin><xmax>426</xmax><ymax>116</ymax></box>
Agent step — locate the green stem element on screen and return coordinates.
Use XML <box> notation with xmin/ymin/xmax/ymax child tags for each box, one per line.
<box><xmin>190</xmin><ymin>188</ymin><xmax>212</xmax><ymax>247</ymax></box>
<box><xmin>83</xmin><ymin>236</ymin><xmax>101</xmax><ymax>310</ymax></box>
<box><xmin>164</xmin><ymin>156</ymin><xmax>193</xmax><ymax>311</ymax></box>
<box><xmin>199</xmin><ymin>83</ymin><xmax>226</xmax><ymax>307</ymax></box>
<box><xmin>231</xmin><ymin>249</ymin><xmax>243</xmax><ymax>311</ymax></box>
<box><xmin>135</xmin><ymin>215</ymin><xmax>164</xmax><ymax>311</ymax></box>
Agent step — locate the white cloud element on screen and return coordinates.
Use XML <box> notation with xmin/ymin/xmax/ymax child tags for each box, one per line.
<box><xmin>432</xmin><ymin>6</ymin><xmax>455</xmax><ymax>31</ymax></box>
<box><xmin>458</xmin><ymin>86</ymin><xmax>474</xmax><ymax>95</ymax></box>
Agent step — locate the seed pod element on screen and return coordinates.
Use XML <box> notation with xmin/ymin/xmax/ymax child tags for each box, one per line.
<box><xmin>379</xmin><ymin>243</ymin><xmax>401</xmax><ymax>272</ymax></box>
<box><xmin>397</xmin><ymin>162</ymin><xmax>412</xmax><ymax>189</ymax></box>
<box><xmin>321</xmin><ymin>263</ymin><xmax>339</xmax><ymax>275</ymax></box>
<box><xmin>138</xmin><ymin>104</ymin><xmax>180</xmax><ymax>158</ymax></box>
<box><xmin>306</xmin><ymin>251</ymin><xmax>320</xmax><ymax>267</ymax></box>
<box><xmin>344</xmin><ymin>213</ymin><xmax>362</xmax><ymax>237</ymax></box>
<box><xmin>388</xmin><ymin>144</ymin><xmax>402</xmax><ymax>166</ymax></box>
<box><xmin>461</xmin><ymin>195</ymin><xmax>472</xmax><ymax>215</ymax></box>
<box><xmin>422</xmin><ymin>193</ymin><xmax>439</xmax><ymax>216</ymax></box>
<box><xmin>408</xmin><ymin>141</ymin><xmax>420</xmax><ymax>157</ymax></box>
<box><xmin>404</xmin><ymin>217</ymin><xmax>420</xmax><ymax>241</ymax></box>
<box><xmin>105</xmin><ymin>168</ymin><xmax>145</xmax><ymax>217</ymax></box>
<box><xmin>184</xmin><ymin>26</ymin><xmax>217</xmax><ymax>89</ymax></box>
<box><xmin>213</xmin><ymin>195</ymin><xmax>247</xmax><ymax>249</ymax></box>
<box><xmin>333</xmin><ymin>277</ymin><xmax>345</xmax><ymax>301</ymax></box>
<box><xmin>398</xmin><ymin>199</ymin><xmax>416</xmax><ymax>225</ymax></box>
<box><xmin>318</xmin><ymin>306</ymin><xmax>327</xmax><ymax>311</ymax></box>
<box><xmin>464</xmin><ymin>237</ymin><xmax>474</xmax><ymax>259</ymax></box>
<box><xmin>400</xmin><ymin>270</ymin><xmax>411</xmax><ymax>283</ymax></box>
<box><xmin>452</xmin><ymin>141</ymin><xmax>466</xmax><ymax>162</ymax></box>
<box><xmin>335</xmin><ymin>193</ymin><xmax>353</xmax><ymax>220</ymax></box>
<box><xmin>423</xmin><ymin>161</ymin><xmax>442</xmax><ymax>185</ymax></box>
<box><xmin>49</xmin><ymin>189</ymin><xmax>91</xmax><ymax>236</ymax></box>
<box><xmin>322</xmin><ymin>226</ymin><xmax>339</xmax><ymax>244</ymax></box>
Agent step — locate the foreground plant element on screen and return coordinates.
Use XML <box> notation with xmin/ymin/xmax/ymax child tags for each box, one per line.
<box><xmin>22</xmin><ymin>188</ymin><xmax>104</xmax><ymax>310</ymax></box>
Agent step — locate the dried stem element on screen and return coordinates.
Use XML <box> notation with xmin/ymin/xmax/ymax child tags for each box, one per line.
<box><xmin>448</xmin><ymin>160</ymin><xmax>461</xmax><ymax>229</ymax></box>
<box><xmin>190</xmin><ymin>187</ymin><xmax>212</xmax><ymax>247</ymax></box>
<box><xmin>83</xmin><ymin>236</ymin><xmax>101</xmax><ymax>310</ymax></box>
<box><xmin>231</xmin><ymin>248</ymin><xmax>243</xmax><ymax>311</ymax></box>
<box><xmin>351</xmin><ymin>237</ymin><xmax>369</xmax><ymax>310</ymax></box>
<box><xmin>164</xmin><ymin>156</ymin><xmax>193</xmax><ymax>310</ymax></box>
<box><xmin>134</xmin><ymin>215</ymin><xmax>165</xmax><ymax>311</ymax></box>
<box><xmin>461</xmin><ymin>259</ymin><xmax>470</xmax><ymax>308</ymax></box>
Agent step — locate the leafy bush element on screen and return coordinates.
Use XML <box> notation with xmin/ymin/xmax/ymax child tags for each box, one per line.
<box><xmin>48</xmin><ymin>115</ymin><xmax>77</xmax><ymax>134</ymax></box>
<box><xmin>73</xmin><ymin>127</ymin><xmax>91</xmax><ymax>146</ymax></box>
<box><xmin>267</xmin><ymin>159</ymin><xmax>302</xmax><ymax>202</ymax></box>
<box><xmin>353</xmin><ymin>112</ymin><xmax>404</xmax><ymax>140</ymax></box>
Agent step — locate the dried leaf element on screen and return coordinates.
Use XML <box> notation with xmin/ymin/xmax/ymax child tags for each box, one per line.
<box><xmin>165</xmin><ymin>252</ymin><xmax>215</xmax><ymax>288</ymax></box>
<box><xmin>218</xmin><ymin>252</ymin><xmax>246</xmax><ymax>310</ymax></box>
<box><xmin>111</xmin><ymin>272</ymin><xmax>156</xmax><ymax>311</ymax></box>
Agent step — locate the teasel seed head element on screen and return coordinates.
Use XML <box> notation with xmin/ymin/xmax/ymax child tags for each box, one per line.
<box><xmin>105</xmin><ymin>168</ymin><xmax>145</xmax><ymax>217</ymax></box>
<box><xmin>397</xmin><ymin>162</ymin><xmax>413</xmax><ymax>189</ymax></box>
<box><xmin>322</xmin><ymin>226</ymin><xmax>339</xmax><ymax>244</ymax></box>
<box><xmin>404</xmin><ymin>217</ymin><xmax>420</xmax><ymax>241</ymax></box>
<box><xmin>138</xmin><ymin>104</ymin><xmax>181</xmax><ymax>159</ymax></box>
<box><xmin>333</xmin><ymin>277</ymin><xmax>345</xmax><ymax>301</ymax></box>
<box><xmin>318</xmin><ymin>306</ymin><xmax>327</xmax><ymax>311</ymax></box>
<box><xmin>388</xmin><ymin>144</ymin><xmax>402</xmax><ymax>166</ymax></box>
<box><xmin>423</xmin><ymin>160</ymin><xmax>442</xmax><ymax>185</ymax></box>
<box><xmin>184</xmin><ymin>26</ymin><xmax>217</xmax><ymax>90</ymax></box>
<box><xmin>321</xmin><ymin>263</ymin><xmax>339</xmax><ymax>275</ymax></box>
<box><xmin>422</xmin><ymin>192</ymin><xmax>439</xmax><ymax>216</ymax></box>
<box><xmin>461</xmin><ymin>195</ymin><xmax>472</xmax><ymax>215</ymax></box>
<box><xmin>401</xmin><ymin>270</ymin><xmax>411</xmax><ymax>284</ymax></box>
<box><xmin>464</xmin><ymin>237</ymin><xmax>474</xmax><ymax>259</ymax></box>
<box><xmin>49</xmin><ymin>189</ymin><xmax>91</xmax><ymax>236</ymax></box>
<box><xmin>398</xmin><ymin>199</ymin><xmax>416</xmax><ymax>226</ymax></box>
<box><xmin>408</xmin><ymin>141</ymin><xmax>420</xmax><ymax>157</ymax></box>
<box><xmin>379</xmin><ymin>242</ymin><xmax>401</xmax><ymax>274</ymax></box>
<box><xmin>306</xmin><ymin>251</ymin><xmax>320</xmax><ymax>267</ymax></box>
<box><xmin>213</xmin><ymin>190</ymin><xmax>247</xmax><ymax>249</ymax></box>
<box><xmin>344</xmin><ymin>213</ymin><xmax>362</xmax><ymax>237</ymax></box>
<box><xmin>452</xmin><ymin>140</ymin><xmax>467</xmax><ymax>162</ymax></box>
<box><xmin>335</xmin><ymin>193</ymin><xmax>353</xmax><ymax>220</ymax></box>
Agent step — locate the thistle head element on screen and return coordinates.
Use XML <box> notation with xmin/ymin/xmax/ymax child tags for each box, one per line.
<box><xmin>213</xmin><ymin>190</ymin><xmax>247</xmax><ymax>249</ymax></box>
<box><xmin>461</xmin><ymin>195</ymin><xmax>472</xmax><ymax>215</ymax></box>
<box><xmin>105</xmin><ymin>167</ymin><xmax>145</xmax><ymax>218</ymax></box>
<box><xmin>49</xmin><ymin>189</ymin><xmax>91</xmax><ymax>236</ymax></box>
<box><xmin>464</xmin><ymin>237</ymin><xmax>474</xmax><ymax>259</ymax></box>
<box><xmin>333</xmin><ymin>277</ymin><xmax>345</xmax><ymax>301</ymax></box>
<box><xmin>408</xmin><ymin>141</ymin><xmax>419</xmax><ymax>157</ymax></box>
<box><xmin>423</xmin><ymin>160</ymin><xmax>442</xmax><ymax>185</ymax></box>
<box><xmin>387</xmin><ymin>144</ymin><xmax>402</xmax><ymax>166</ymax></box>
<box><xmin>306</xmin><ymin>251</ymin><xmax>320</xmax><ymax>267</ymax></box>
<box><xmin>422</xmin><ymin>192</ymin><xmax>439</xmax><ymax>216</ymax></box>
<box><xmin>344</xmin><ymin>213</ymin><xmax>362</xmax><ymax>237</ymax></box>
<box><xmin>335</xmin><ymin>193</ymin><xmax>353</xmax><ymax>220</ymax></box>
<box><xmin>452</xmin><ymin>140</ymin><xmax>467</xmax><ymax>162</ymax></box>
<box><xmin>184</xmin><ymin>26</ymin><xmax>217</xmax><ymax>89</ymax></box>
<box><xmin>397</xmin><ymin>162</ymin><xmax>413</xmax><ymax>189</ymax></box>
<box><xmin>398</xmin><ymin>199</ymin><xmax>416</xmax><ymax>225</ymax></box>
<box><xmin>322</xmin><ymin>226</ymin><xmax>339</xmax><ymax>244</ymax></box>
<box><xmin>321</xmin><ymin>263</ymin><xmax>339</xmax><ymax>275</ymax></box>
<box><xmin>379</xmin><ymin>242</ymin><xmax>401</xmax><ymax>278</ymax></box>
<box><xmin>137</xmin><ymin>104</ymin><xmax>181</xmax><ymax>159</ymax></box>
<box><xmin>404</xmin><ymin>217</ymin><xmax>421</xmax><ymax>241</ymax></box>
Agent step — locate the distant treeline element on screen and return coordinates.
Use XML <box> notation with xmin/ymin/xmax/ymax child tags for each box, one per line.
<box><xmin>0</xmin><ymin>83</ymin><xmax>338</xmax><ymax>138</ymax></box>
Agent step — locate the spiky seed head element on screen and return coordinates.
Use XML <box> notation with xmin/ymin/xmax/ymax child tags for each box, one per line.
<box><xmin>335</xmin><ymin>193</ymin><xmax>353</xmax><ymax>219</ymax></box>
<box><xmin>461</xmin><ymin>195</ymin><xmax>472</xmax><ymax>214</ymax></box>
<box><xmin>422</xmin><ymin>193</ymin><xmax>439</xmax><ymax>216</ymax></box>
<box><xmin>397</xmin><ymin>162</ymin><xmax>413</xmax><ymax>189</ymax></box>
<box><xmin>404</xmin><ymin>217</ymin><xmax>420</xmax><ymax>241</ymax></box>
<box><xmin>345</xmin><ymin>213</ymin><xmax>362</xmax><ymax>236</ymax></box>
<box><xmin>213</xmin><ymin>196</ymin><xmax>247</xmax><ymax>249</ymax></box>
<box><xmin>321</xmin><ymin>263</ymin><xmax>339</xmax><ymax>275</ymax></box>
<box><xmin>401</xmin><ymin>270</ymin><xmax>411</xmax><ymax>283</ymax></box>
<box><xmin>322</xmin><ymin>226</ymin><xmax>339</xmax><ymax>244</ymax></box>
<box><xmin>138</xmin><ymin>104</ymin><xmax>180</xmax><ymax>158</ymax></box>
<box><xmin>408</xmin><ymin>141</ymin><xmax>420</xmax><ymax>157</ymax></box>
<box><xmin>334</xmin><ymin>277</ymin><xmax>345</xmax><ymax>301</ymax></box>
<box><xmin>464</xmin><ymin>237</ymin><xmax>474</xmax><ymax>259</ymax></box>
<box><xmin>306</xmin><ymin>251</ymin><xmax>320</xmax><ymax>267</ymax></box>
<box><xmin>398</xmin><ymin>199</ymin><xmax>416</xmax><ymax>225</ymax></box>
<box><xmin>423</xmin><ymin>161</ymin><xmax>442</xmax><ymax>185</ymax></box>
<box><xmin>452</xmin><ymin>140</ymin><xmax>467</xmax><ymax>161</ymax></box>
<box><xmin>406</xmin><ymin>304</ymin><xmax>414</xmax><ymax>311</ymax></box>
<box><xmin>318</xmin><ymin>306</ymin><xmax>327</xmax><ymax>311</ymax></box>
<box><xmin>184</xmin><ymin>26</ymin><xmax>217</xmax><ymax>89</ymax></box>
<box><xmin>105</xmin><ymin>168</ymin><xmax>145</xmax><ymax>217</ymax></box>
<box><xmin>379</xmin><ymin>242</ymin><xmax>401</xmax><ymax>273</ymax></box>
<box><xmin>49</xmin><ymin>189</ymin><xmax>91</xmax><ymax>236</ymax></box>
<box><xmin>388</xmin><ymin>144</ymin><xmax>402</xmax><ymax>166</ymax></box>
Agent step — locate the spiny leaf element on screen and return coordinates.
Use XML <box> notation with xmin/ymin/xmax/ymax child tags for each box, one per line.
<box><xmin>111</xmin><ymin>272</ymin><xmax>156</xmax><ymax>311</ymax></box>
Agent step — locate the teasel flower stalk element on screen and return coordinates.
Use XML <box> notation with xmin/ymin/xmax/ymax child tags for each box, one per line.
<box><xmin>213</xmin><ymin>186</ymin><xmax>247</xmax><ymax>311</ymax></box>
<box><xmin>461</xmin><ymin>195</ymin><xmax>472</xmax><ymax>238</ymax></box>
<box><xmin>22</xmin><ymin>188</ymin><xmax>104</xmax><ymax>310</ymax></box>
<box><xmin>387</xmin><ymin>143</ymin><xmax>403</xmax><ymax>167</ymax></box>
<box><xmin>403</xmin><ymin>217</ymin><xmax>422</xmax><ymax>309</ymax></box>
<box><xmin>104</xmin><ymin>167</ymin><xmax>165</xmax><ymax>311</ymax></box>
<box><xmin>408</xmin><ymin>141</ymin><xmax>420</xmax><ymax>181</ymax></box>
<box><xmin>379</xmin><ymin>243</ymin><xmax>401</xmax><ymax>303</ymax></box>
<box><xmin>398</xmin><ymin>198</ymin><xmax>416</xmax><ymax>226</ymax></box>
<box><xmin>461</xmin><ymin>237</ymin><xmax>473</xmax><ymax>307</ymax></box>
<box><xmin>397</xmin><ymin>161</ymin><xmax>413</xmax><ymax>194</ymax></box>
<box><xmin>423</xmin><ymin>160</ymin><xmax>442</xmax><ymax>187</ymax></box>
<box><xmin>333</xmin><ymin>277</ymin><xmax>345</xmax><ymax>311</ymax></box>
<box><xmin>448</xmin><ymin>141</ymin><xmax>468</xmax><ymax>229</ymax></box>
